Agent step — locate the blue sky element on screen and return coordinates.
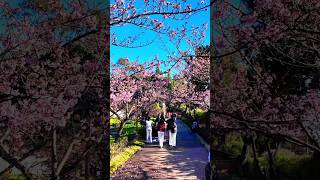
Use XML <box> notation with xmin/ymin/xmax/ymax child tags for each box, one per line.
<box><xmin>110</xmin><ymin>0</ymin><xmax>210</xmax><ymax>73</ymax></box>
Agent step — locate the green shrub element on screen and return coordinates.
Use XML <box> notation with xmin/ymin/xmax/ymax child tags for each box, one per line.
<box><xmin>132</xmin><ymin>140</ymin><xmax>144</xmax><ymax>146</ymax></box>
<box><xmin>223</xmin><ymin>175</ymin><xmax>245</xmax><ymax>180</ymax></box>
<box><xmin>110</xmin><ymin>120</ymin><xmax>146</xmax><ymax>175</ymax></box>
<box><xmin>211</xmin><ymin>132</ymin><xmax>320</xmax><ymax>180</ymax></box>
<box><xmin>149</xmin><ymin>102</ymin><xmax>162</xmax><ymax>116</ymax></box>
<box><xmin>110</xmin><ymin>117</ymin><xmax>120</xmax><ymax>126</ymax></box>
<box><xmin>244</xmin><ymin>149</ymin><xmax>320</xmax><ymax>180</ymax></box>
<box><xmin>110</xmin><ymin>120</ymin><xmax>145</xmax><ymax>156</ymax></box>
<box><xmin>110</xmin><ymin>136</ymin><xmax>115</xmax><ymax>144</ymax></box>
<box><xmin>8</xmin><ymin>175</ymin><xmax>25</xmax><ymax>180</ymax></box>
<box><xmin>122</xmin><ymin>120</ymin><xmax>143</xmax><ymax>136</ymax></box>
<box><xmin>273</xmin><ymin>149</ymin><xmax>313</xmax><ymax>180</ymax></box>
<box><xmin>179</xmin><ymin>103</ymin><xmax>187</xmax><ymax>111</ymax></box>
<box><xmin>110</xmin><ymin>140</ymin><xmax>144</xmax><ymax>175</ymax></box>
<box><xmin>195</xmin><ymin>108</ymin><xmax>207</xmax><ymax>120</ymax></box>
<box><xmin>110</xmin><ymin>136</ymin><xmax>129</xmax><ymax>158</ymax></box>
<box><xmin>224</xmin><ymin>133</ymin><xmax>244</xmax><ymax>155</ymax></box>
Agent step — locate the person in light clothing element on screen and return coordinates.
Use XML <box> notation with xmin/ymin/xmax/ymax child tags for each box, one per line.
<box><xmin>156</xmin><ymin>118</ymin><xmax>166</xmax><ymax>148</ymax></box>
<box><xmin>167</xmin><ymin>114</ymin><xmax>177</xmax><ymax>149</ymax></box>
<box><xmin>191</xmin><ymin>120</ymin><xmax>198</xmax><ymax>132</ymax></box>
<box><xmin>145</xmin><ymin>117</ymin><xmax>153</xmax><ymax>143</ymax></box>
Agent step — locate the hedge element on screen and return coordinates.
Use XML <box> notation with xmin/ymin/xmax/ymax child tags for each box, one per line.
<box><xmin>110</xmin><ymin>140</ymin><xmax>144</xmax><ymax>175</ymax></box>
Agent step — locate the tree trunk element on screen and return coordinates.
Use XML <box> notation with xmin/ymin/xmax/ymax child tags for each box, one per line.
<box><xmin>101</xmin><ymin>130</ymin><xmax>109</xmax><ymax>179</ymax></box>
<box><xmin>51</xmin><ymin>126</ymin><xmax>58</xmax><ymax>180</ymax></box>
<box><xmin>240</xmin><ymin>134</ymin><xmax>252</xmax><ymax>164</ymax></box>
<box><xmin>193</xmin><ymin>108</ymin><xmax>196</xmax><ymax>121</ymax></box>
<box><xmin>251</xmin><ymin>137</ymin><xmax>266</xmax><ymax>180</ymax></box>
<box><xmin>266</xmin><ymin>141</ymin><xmax>276</xmax><ymax>180</ymax></box>
<box><xmin>205</xmin><ymin>115</ymin><xmax>210</xmax><ymax>133</ymax></box>
<box><xmin>238</xmin><ymin>140</ymin><xmax>249</xmax><ymax>178</ymax></box>
<box><xmin>55</xmin><ymin>140</ymin><xmax>76</xmax><ymax>177</ymax></box>
<box><xmin>85</xmin><ymin>117</ymin><xmax>92</xmax><ymax>180</ymax></box>
<box><xmin>0</xmin><ymin>140</ymin><xmax>45</xmax><ymax>178</ymax></box>
<box><xmin>85</xmin><ymin>156</ymin><xmax>89</xmax><ymax>180</ymax></box>
<box><xmin>239</xmin><ymin>142</ymin><xmax>249</xmax><ymax>164</ymax></box>
<box><xmin>116</xmin><ymin>103</ymin><xmax>133</xmax><ymax>140</ymax></box>
<box><xmin>273</xmin><ymin>141</ymin><xmax>281</xmax><ymax>158</ymax></box>
<box><xmin>221</xmin><ymin>133</ymin><xmax>226</xmax><ymax>151</ymax></box>
<box><xmin>116</xmin><ymin>120</ymin><xmax>126</xmax><ymax>140</ymax></box>
<box><xmin>0</xmin><ymin>145</ymin><xmax>32</xmax><ymax>180</ymax></box>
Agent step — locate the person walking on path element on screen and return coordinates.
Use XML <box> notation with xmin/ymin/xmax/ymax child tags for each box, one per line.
<box><xmin>156</xmin><ymin>118</ymin><xmax>166</xmax><ymax>148</ymax></box>
<box><xmin>191</xmin><ymin>120</ymin><xmax>198</xmax><ymax>133</ymax></box>
<box><xmin>155</xmin><ymin>114</ymin><xmax>160</xmax><ymax>125</ymax></box>
<box><xmin>112</xmin><ymin>118</ymin><xmax>208</xmax><ymax>179</ymax></box>
<box><xmin>152</xmin><ymin>114</ymin><xmax>160</xmax><ymax>138</ymax></box>
<box><xmin>160</xmin><ymin>113</ymin><xmax>166</xmax><ymax>122</ymax></box>
<box><xmin>167</xmin><ymin>114</ymin><xmax>178</xmax><ymax>149</ymax></box>
<box><xmin>145</xmin><ymin>116</ymin><xmax>153</xmax><ymax>143</ymax></box>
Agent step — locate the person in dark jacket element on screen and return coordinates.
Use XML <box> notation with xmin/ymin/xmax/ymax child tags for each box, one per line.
<box><xmin>166</xmin><ymin>114</ymin><xmax>177</xmax><ymax>149</ymax></box>
<box><xmin>153</xmin><ymin>114</ymin><xmax>161</xmax><ymax>138</ymax></box>
<box><xmin>160</xmin><ymin>113</ymin><xmax>165</xmax><ymax>121</ymax></box>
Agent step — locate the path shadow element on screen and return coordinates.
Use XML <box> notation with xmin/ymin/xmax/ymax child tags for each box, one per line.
<box><xmin>162</xmin><ymin>120</ymin><xmax>208</xmax><ymax>179</ymax></box>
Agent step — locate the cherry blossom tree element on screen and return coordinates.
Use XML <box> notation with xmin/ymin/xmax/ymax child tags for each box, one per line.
<box><xmin>210</xmin><ymin>0</ymin><xmax>320</xmax><ymax>177</ymax></box>
<box><xmin>209</xmin><ymin>57</ymin><xmax>319</xmax><ymax>178</ymax></box>
<box><xmin>110</xmin><ymin>0</ymin><xmax>211</xmax><ymax>137</ymax></box>
<box><xmin>111</xmin><ymin>59</ymin><xmax>173</xmax><ymax>136</ymax></box>
<box><xmin>110</xmin><ymin>0</ymin><xmax>211</xmax><ymax>78</ymax></box>
<box><xmin>212</xmin><ymin>0</ymin><xmax>320</xmax><ymax>151</ymax></box>
<box><xmin>111</xmin><ymin>0</ymin><xmax>210</xmax><ymax>47</ymax></box>
<box><xmin>211</xmin><ymin>0</ymin><xmax>320</xmax><ymax>178</ymax></box>
<box><xmin>0</xmin><ymin>0</ymin><xmax>108</xmax><ymax>179</ymax></box>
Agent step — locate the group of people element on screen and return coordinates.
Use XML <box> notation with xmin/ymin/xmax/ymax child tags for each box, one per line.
<box><xmin>145</xmin><ymin>113</ymin><xmax>178</xmax><ymax>149</ymax></box>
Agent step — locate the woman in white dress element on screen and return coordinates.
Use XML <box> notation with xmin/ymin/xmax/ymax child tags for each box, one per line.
<box><xmin>145</xmin><ymin>117</ymin><xmax>153</xmax><ymax>143</ymax></box>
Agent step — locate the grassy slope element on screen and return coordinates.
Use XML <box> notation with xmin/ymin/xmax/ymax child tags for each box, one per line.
<box><xmin>110</xmin><ymin>119</ymin><xmax>145</xmax><ymax>175</ymax></box>
<box><xmin>110</xmin><ymin>140</ymin><xmax>144</xmax><ymax>175</ymax></box>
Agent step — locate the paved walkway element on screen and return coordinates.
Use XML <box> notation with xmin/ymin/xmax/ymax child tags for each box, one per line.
<box><xmin>111</xmin><ymin>119</ymin><xmax>209</xmax><ymax>180</ymax></box>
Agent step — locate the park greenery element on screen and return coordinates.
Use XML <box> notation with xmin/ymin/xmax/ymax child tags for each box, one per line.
<box><xmin>110</xmin><ymin>138</ymin><xmax>144</xmax><ymax>174</ymax></box>
<box><xmin>110</xmin><ymin>117</ymin><xmax>144</xmax><ymax>175</ymax></box>
<box><xmin>0</xmin><ymin>0</ymin><xmax>319</xmax><ymax>179</ymax></box>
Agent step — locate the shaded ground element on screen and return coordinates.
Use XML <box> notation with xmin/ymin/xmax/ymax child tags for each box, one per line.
<box><xmin>111</xmin><ymin>119</ymin><xmax>209</xmax><ymax>180</ymax></box>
